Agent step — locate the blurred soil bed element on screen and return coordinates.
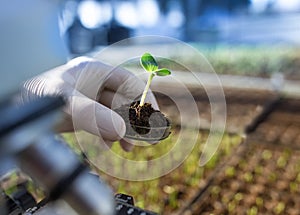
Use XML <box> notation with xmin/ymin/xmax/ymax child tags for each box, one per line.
<box><xmin>95</xmin><ymin>130</ymin><xmax>243</xmax><ymax>214</ymax></box>
<box><xmin>175</xmin><ymin>90</ymin><xmax>300</xmax><ymax>214</ymax></box>
<box><xmin>185</xmin><ymin>142</ymin><xmax>300</xmax><ymax>215</ymax></box>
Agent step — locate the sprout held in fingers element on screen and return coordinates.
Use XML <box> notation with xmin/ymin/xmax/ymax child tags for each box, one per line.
<box><xmin>139</xmin><ymin>53</ymin><xmax>171</xmax><ymax>107</ymax></box>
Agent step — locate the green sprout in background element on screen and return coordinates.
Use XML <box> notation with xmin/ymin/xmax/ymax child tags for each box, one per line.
<box><xmin>139</xmin><ymin>53</ymin><xmax>171</xmax><ymax>107</ymax></box>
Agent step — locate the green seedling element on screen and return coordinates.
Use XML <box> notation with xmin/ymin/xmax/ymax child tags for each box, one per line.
<box><xmin>139</xmin><ymin>53</ymin><xmax>171</xmax><ymax>107</ymax></box>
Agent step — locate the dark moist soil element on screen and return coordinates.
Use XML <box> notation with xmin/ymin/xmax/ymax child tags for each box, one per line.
<box><xmin>114</xmin><ymin>101</ymin><xmax>171</xmax><ymax>139</ymax></box>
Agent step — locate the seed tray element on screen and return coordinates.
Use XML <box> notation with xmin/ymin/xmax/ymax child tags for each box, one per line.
<box><xmin>155</xmin><ymin>88</ymin><xmax>277</xmax><ymax>134</ymax></box>
<box><xmin>247</xmin><ymin>98</ymin><xmax>300</xmax><ymax>149</ymax></box>
<box><xmin>182</xmin><ymin>142</ymin><xmax>300</xmax><ymax>215</ymax></box>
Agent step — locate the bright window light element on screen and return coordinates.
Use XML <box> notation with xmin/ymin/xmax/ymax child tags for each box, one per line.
<box><xmin>115</xmin><ymin>0</ymin><xmax>160</xmax><ymax>28</ymax></box>
<box><xmin>166</xmin><ymin>10</ymin><xmax>185</xmax><ymax>28</ymax></box>
<box><xmin>60</xmin><ymin>0</ymin><xmax>78</xmax><ymax>34</ymax></box>
<box><xmin>78</xmin><ymin>0</ymin><xmax>112</xmax><ymax>29</ymax></box>
<box><xmin>137</xmin><ymin>0</ymin><xmax>160</xmax><ymax>27</ymax></box>
<box><xmin>273</xmin><ymin>0</ymin><xmax>300</xmax><ymax>12</ymax></box>
<box><xmin>251</xmin><ymin>0</ymin><xmax>300</xmax><ymax>13</ymax></box>
<box><xmin>115</xmin><ymin>2</ymin><xmax>139</xmax><ymax>28</ymax></box>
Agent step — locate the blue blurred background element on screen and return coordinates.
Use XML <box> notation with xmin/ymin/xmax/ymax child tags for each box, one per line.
<box><xmin>60</xmin><ymin>0</ymin><xmax>300</xmax><ymax>54</ymax></box>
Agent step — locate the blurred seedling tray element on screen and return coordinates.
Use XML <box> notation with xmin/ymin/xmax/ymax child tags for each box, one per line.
<box><xmin>183</xmin><ymin>142</ymin><xmax>300</xmax><ymax>215</ymax></box>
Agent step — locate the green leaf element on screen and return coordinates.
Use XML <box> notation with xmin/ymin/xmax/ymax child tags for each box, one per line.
<box><xmin>154</xmin><ymin>68</ymin><xmax>171</xmax><ymax>76</ymax></box>
<box><xmin>140</xmin><ymin>53</ymin><xmax>158</xmax><ymax>72</ymax></box>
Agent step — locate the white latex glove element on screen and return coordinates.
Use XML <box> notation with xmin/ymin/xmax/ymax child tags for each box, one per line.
<box><xmin>22</xmin><ymin>57</ymin><xmax>159</xmax><ymax>151</ymax></box>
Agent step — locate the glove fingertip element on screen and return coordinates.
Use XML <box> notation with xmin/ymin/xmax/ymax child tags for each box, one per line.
<box><xmin>110</xmin><ymin>110</ymin><xmax>126</xmax><ymax>139</ymax></box>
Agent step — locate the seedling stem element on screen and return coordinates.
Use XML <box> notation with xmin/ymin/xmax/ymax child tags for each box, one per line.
<box><xmin>140</xmin><ymin>72</ymin><xmax>155</xmax><ymax>107</ymax></box>
<box><xmin>139</xmin><ymin>53</ymin><xmax>171</xmax><ymax>107</ymax></box>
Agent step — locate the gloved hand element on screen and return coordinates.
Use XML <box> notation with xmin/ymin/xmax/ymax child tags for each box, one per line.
<box><xmin>22</xmin><ymin>57</ymin><xmax>159</xmax><ymax>151</ymax></box>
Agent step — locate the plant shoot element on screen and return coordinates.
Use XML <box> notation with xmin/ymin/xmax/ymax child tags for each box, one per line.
<box><xmin>139</xmin><ymin>53</ymin><xmax>171</xmax><ymax>106</ymax></box>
